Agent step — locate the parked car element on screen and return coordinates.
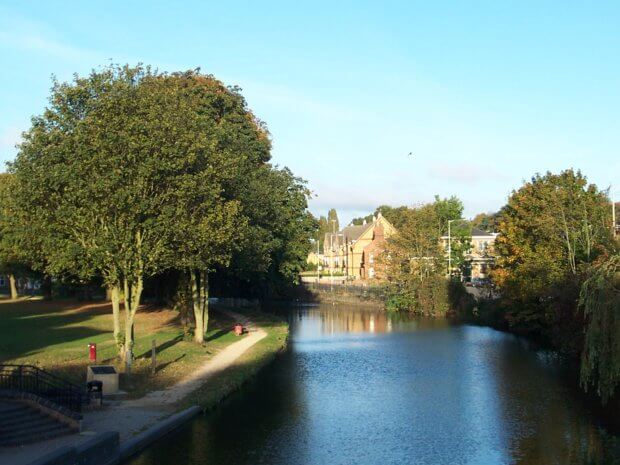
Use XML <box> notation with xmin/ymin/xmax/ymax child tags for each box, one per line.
<box><xmin>471</xmin><ymin>278</ymin><xmax>491</xmax><ymax>288</ymax></box>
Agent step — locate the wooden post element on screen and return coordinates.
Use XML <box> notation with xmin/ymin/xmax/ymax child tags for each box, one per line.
<box><xmin>151</xmin><ymin>339</ymin><xmax>157</xmax><ymax>374</ymax></box>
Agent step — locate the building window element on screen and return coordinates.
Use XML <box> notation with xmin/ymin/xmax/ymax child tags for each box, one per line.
<box><xmin>0</xmin><ymin>277</ymin><xmax>5</xmax><ymax>287</ymax></box>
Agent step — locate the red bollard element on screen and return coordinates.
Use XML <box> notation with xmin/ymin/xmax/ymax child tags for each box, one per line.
<box><xmin>88</xmin><ymin>342</ymin><xmax>97</xmax><ymax>362</ymax></box>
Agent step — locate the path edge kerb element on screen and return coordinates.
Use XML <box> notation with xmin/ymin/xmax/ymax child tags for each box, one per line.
<box><xmin>117</xmin><ymin>405</ymin><xmax>201</xmax><ymax>462</ymax></box>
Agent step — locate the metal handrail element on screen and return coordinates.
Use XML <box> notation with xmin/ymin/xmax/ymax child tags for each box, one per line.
<box><xmin>0</xmin><ymin>364</ymin><xmax>86</xmax><ymax>413</ymax></box>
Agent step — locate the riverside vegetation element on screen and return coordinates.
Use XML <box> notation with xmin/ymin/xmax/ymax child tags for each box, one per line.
<box><xmin>347</xmin><ymin>169</ymin><xmax>618</xmax><ymax>410</ymax></box>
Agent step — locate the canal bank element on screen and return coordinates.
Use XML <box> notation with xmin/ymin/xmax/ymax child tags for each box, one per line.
<box><xmin>1</xmin><ymin>307</ymin><xmax>289</xmax><ymax>465</ymax></box>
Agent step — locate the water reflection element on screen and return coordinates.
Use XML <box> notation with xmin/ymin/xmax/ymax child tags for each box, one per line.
<box><xmin>128</xmin><ymin>304</ymin><xmax>619</xmax><ymax>465</ymax></box>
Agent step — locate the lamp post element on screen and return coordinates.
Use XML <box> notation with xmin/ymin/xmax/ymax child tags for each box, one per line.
<box><xmin>612</xmin><ymin>186</ymin><xmax>618</xmax><ymax>238</ymax></box>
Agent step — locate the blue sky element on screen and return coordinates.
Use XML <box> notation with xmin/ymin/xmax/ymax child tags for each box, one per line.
<box><xmin>1</xmin><ymin>1</ymin><xmax>619</xmax><ymax>224</ymax></box>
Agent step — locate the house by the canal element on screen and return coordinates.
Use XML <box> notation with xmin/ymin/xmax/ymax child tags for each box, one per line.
<box><xmin>321</xmin><ymin>213</ymin><xmax>397</xmax><ymax>280</ymax></box>
<box><xmin>441</xmin><ymin>228</ymin><xmax>498</xmax><ymax>280</ymax></box>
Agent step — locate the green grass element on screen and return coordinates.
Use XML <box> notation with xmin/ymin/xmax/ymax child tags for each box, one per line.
<box><xmin>0</xmin><ymin>298</ymin><xmax>241</xmax><ymax>397</ymax></box>
<box><xmin>180</xmin><ymin>308</ymin><xmax>288</xmax><ymax>410</ymax></box>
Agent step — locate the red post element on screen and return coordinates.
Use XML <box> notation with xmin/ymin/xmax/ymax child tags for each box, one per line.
<box><xmin>88</xmin><ymin>343</ymin><xmax>97</xmax><ymax>362</ymax></box>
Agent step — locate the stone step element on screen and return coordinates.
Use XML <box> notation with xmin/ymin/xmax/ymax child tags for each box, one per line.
<box><xmin>0</xmin><ymin>424</ymin><xmax>77</xmax><ymax>446</ymax></box>
<box><xmin>0</xmin><ymin>413</ymin><xmax>60</xmax><ymax>430</ymax></box>
<box><xmin>0</xmin><ymin>400</ymin><xmax>77</xmax><ymax>447</ymax></box>
<box><xmin>0</xmin><ymin>408</ymin><xmax>42</xmax><ymax>425</ymax></box>
<box><xmin>0</xmin><ymin>402</ymin><xmax>31</xmax><ymax>415</ymax></box>
<box><xmin>1</xmin><ymin>419</ymin><xmax>67</xmax><ymax>438</ymax></box>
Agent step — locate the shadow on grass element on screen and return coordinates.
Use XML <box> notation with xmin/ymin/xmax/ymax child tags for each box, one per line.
<box><xmin>205</xmin><ymin>328</ymin><xmax>230</xmax><ymax>343</ymax></box>
<box><xmin>135</xmin><ymin>334</ymin><xmax>185</xmax><ymax>360</ymax></box>
<box><xmin>0</xmin><ymin>300</ymin><xmax>112</xmax><ymax>361</ymax></box>
<box><xmin>156</xmin><ymin>353</ymin><xmax>187</xmax><ymax>373</ymax></box>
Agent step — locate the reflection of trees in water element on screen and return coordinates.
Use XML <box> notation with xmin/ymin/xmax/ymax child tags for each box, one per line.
<box><xmin>294</xmin><ymin>303</ymin><xmax>452</xmax><ymax>335</ymax></box>
<box><xmin>485</xmin><ymin>333</ymin><xmax>619</xmax><ymax>465</ymax></box>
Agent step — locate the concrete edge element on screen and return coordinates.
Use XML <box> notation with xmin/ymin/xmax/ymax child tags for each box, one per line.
<box><xmin>118</xmin><ymin>405</ymin><xmax>201</xmax><ymax>462</ymax></box>
<box><xmin>26</xmin><ymin>431</ymin><xmax>119</xmax><ymax>465</ymax></box>
<box><xmin>25</xmin><ymin>445</ymin><xmax>75</xmax><ymax>465</ymax></box>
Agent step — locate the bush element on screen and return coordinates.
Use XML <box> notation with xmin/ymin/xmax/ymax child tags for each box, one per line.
<box><xmin>384</xmin><ymin>278</ymin><xmax>451</xmax><ymax>316</ymax></box>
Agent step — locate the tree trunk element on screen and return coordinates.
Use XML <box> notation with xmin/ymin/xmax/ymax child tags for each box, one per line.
<box><xmin>190</xmin><ymin>270</ymin><xmax>203</xmax><ymax>344</ymax></box>
<box><xmin>123</xmin><ymin>276</ymin><xmax>144</xmax><ymax>373</ymax></box>
<box><xmin>190</xmin><ymin>270</ymin><xmax>209</xmax><ymax>344</ymax></box>
<box><xmin>109</xmin><ymin>284</ymin><xmax>123</xmax><ymax>355</ymax></box>
<box><xmin>201</xmin><ymin>270</ymin><xmax>209</xmax><ymax>338</ymax></box>
<box><xmin>41</xmin><ymin>275</ymin><xmax>52</xmax><ymax>300</ymax></box>
<box><xmin>8</xmin><ymin>274</ymin><xmax>18</xmax><ymax>300</ymax></box>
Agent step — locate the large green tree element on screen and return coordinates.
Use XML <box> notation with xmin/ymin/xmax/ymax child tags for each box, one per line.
<box><xmin>493</xmin><ymin>169</ymin><xmax>614</xmax><ymax>342</ymax></box>
<box><xmin>11</xmin><ymin>65</ymin><xmax>268</xmax><ymax>359</ymax></box>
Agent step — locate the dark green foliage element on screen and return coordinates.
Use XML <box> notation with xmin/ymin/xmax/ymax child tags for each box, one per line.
<box><xmin>579</xmin><ymin>255</ymin><xmax>620</xmax><ymax>403</ymax></box>
<box><xmin>385</xmin><ymin>278</ymin><xmax>449</xmax><ymax>315</ymax></box>
<box><xmin>471</xmin><ymin>211</ymin><xmax>501</xmax><ymax>233</ymax></box>
<box><xmin>214</xmin><ymin>166</ymin><xmax>316</xmax><ymax>297</ymax></box>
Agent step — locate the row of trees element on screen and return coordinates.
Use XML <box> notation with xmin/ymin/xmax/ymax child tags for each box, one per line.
<box><xmin>1</xmin><ymin>65</ymin><xmax>314</xmax><ymax>364</ymax></box>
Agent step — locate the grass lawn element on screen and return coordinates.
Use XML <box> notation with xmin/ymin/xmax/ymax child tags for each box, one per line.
<box><xmin>0</xmin><ymin>298</ymin><xmax>240</xmax><ymax>397</ymax></box>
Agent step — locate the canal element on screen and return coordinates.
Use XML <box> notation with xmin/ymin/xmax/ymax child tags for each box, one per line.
<box><xmin>128</xmin><ymin>304</ymin><xmax>619</xmax><ymax>465</ymax></box>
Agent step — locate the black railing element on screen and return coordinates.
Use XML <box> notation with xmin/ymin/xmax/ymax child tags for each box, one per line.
<box><xmin>0</xmin><ymin>364</ymin><xmax>85</xmax><ymax>413</ymax></box>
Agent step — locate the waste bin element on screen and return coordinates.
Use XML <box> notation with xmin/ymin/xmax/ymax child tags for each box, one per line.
<box><xmin>87</xmin><ymin>380</ymin><xmax>103</xmax><ymax>407</ymax></box>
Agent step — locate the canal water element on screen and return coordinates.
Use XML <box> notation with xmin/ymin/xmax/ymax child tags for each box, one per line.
<box><xmin>128</xmin><ymin>304</ymin><xmax>619</xmax><ymax>465</ymax></box>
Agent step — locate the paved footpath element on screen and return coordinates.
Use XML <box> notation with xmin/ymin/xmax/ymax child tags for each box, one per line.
<box><xmin>0</xmin><ymin>309</ymin><xmax>267</xmax><ymax>465</ymax></box>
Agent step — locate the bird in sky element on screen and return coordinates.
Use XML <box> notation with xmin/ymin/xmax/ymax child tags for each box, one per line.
<box><xmin>407</xmin><ymin>152</ymin><xmax>414</xmax><ymax>158</ymax></box>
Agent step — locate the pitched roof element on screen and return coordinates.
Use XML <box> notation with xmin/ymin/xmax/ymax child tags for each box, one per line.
<box><xmin>342</xmin><ymin>224</ymin><xmax>369</xmax><ymax>242</ymax></box>
<box><xmin>471</xmin><ymin>228</ymin><xmax>496</xmax><ymax>237</ymax></box>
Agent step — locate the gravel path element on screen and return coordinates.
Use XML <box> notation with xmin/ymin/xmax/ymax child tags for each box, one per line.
<box><xmin>124</xmin><ymin>309</ymin><xmax>266</xmax><ymax>407</ymax></box>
